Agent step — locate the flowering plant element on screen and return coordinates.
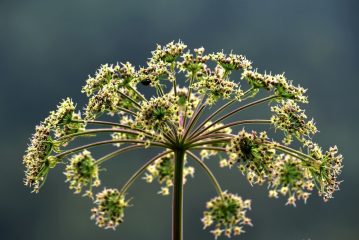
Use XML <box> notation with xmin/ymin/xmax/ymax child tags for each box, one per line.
<box><xmin>23</xmin><ymin>41</ymin><xmax>342</xmax><ymax>239</ymax></box>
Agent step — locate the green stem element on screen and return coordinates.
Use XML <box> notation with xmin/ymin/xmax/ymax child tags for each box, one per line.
<box><xmin>56</xmin><ymin>128</ymin><xmax>149</xmax><ymax>142</ymax></box>
<box><xmin>189</xmin><ymin>137</ymin><xmax>232</xmax><ymax>148</ymax></box>
<box><xmin>117</xmin><ymin>107</ymin><xmax>138</xmax><ymax>116</ymax></box>
<box><xmin>172</xmin><ymin>63</ymin><xmax>177</xmax><ymax>98</ymax></box>
<box><xmin>117</xmin><ymin>91</ymin><xmax>141</xmax><ymax>109</ymax></box>
<box><xmin>120</xmin><ymin>150</ymin><xmax>172</xmax><ymax>194</ymax></box>
<box><xmin>157</xmin><ymin>84</ymin><xmax>165</xmax><ymax>97</ymax></box>
<box><xmin>182</xmin><ymin>103</ymin><xmax>206</xmax><ymax>143</ymax></box>
<box><xmin>189</xmin><ymin>119</ymin><xmax>271</xmax><ymax>144</ymax></box>
<box><xmin>72</xmin><ymin>119</ymin><xmax>172</xmax><ymax>143</ymax></box>
<box><xmin>187</xmin><ymin>133</ymin><xmax>232</xmax><ymax>143</ymax></box>
<box><xmin>54</xmin><ymin>139</ymin><xmax>169</xmax><ymax>159</ymax></box>
<box><xmin>189</xmin><ymin>99</ymin><xmax>236</xmax><ymax>138</ymax></box>
<box><xmin>128</xmin><ymin>85</ymin><xmax>147</xmax><ymax>102</ymax></box>
<box><xmin>74</xmin><ymin>119</ymin><xmax>131</xmax><ymax>128</ymax></box>
<box><xmin>273</xmin><ymin>143</ymin><xmax>316</xmax><ymax>162</ymax></box>
<box><xmin>191</xmin><ymin>146</ymin><xmax>226</xmax><ymax>152</ymax></box>
<box><xmin>183</xmin><ymin>76</ymin><xmax>195</xmax><ymax>128</ymax></box>
<box><xmin>186</xmin><ymin>151</ymin><xmax>223</xmax><ymax>199</ymax></box>
<box><xmin>173</xmin><ymin>149</ymin><xmax>185</xmax><ymax>240</ymax></box>
<box><xmin>94</xmin><ymin>144</ymin><xmax>145</xmax><ymax>165</ymax></box>
<box><xmin>189</xmin><ymin>95</ymin><xmax>277</xmax><ymax>141</ymax></box>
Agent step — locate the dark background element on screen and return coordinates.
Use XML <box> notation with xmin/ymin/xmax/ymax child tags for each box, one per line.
<box><xmin>1</xmin><ymin>0</ymin><xmax>358</xmax><ymax>239</ymax></box>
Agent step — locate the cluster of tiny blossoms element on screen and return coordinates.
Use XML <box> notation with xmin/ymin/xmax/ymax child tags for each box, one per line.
<box><xmin>202</xmin><ymin>192</ymin><xmax>252</xmax><ymax>239</ymax></box>
<box><xmin>22</xmin><ymin>41</ymin><xmax>343</xmax><ymax>239</ymax></box>
<box><xmin>91</xmin><ymin>188</ymin><xmax>130</xmax><ymax>229</ymax></box>
<box><xmin>64</xmin><ymin>150</ymin><xmax>100</xmax><ymax>198</ymax></box>
<box><xmin>305</xmin><ymin>141</ymin><xmax>343</xmax><ymax>201</ymax></box>
<box><xmin>23</xmin><ymin>98</ymin><xmax>84</xmax><ymax>192</ymax></box>
<box><xmin>225</xmin><ymin>130</ymin><xmax>276</xmax><ymax>185</ymax></box>
<box><xmin>241</xmin><ymin>70</ymin><xmax>307</xmax><ymax>102</ymax></box>
<box><xmin>271</xmin><ymin>100</ymin><xmax>317</xmax><ymax>144</ymax></box>
<box><xmin>222</xmin><ymin>129</ymin><xmax>343</xmax><ymax>205</ymax></box>
<box><xmin>135</xmin><ymin>93</ymin><xmax>179</xmax><ymax>131</ymax></box>
<box><xmin>23</xmin><ymin>125</ymin><xmax>54</xmax><ymax>192</ymax></box>
<box><xmin>144</xmin><ymin>152</ymin><xmax>194</xmax><ymax>195</ymax></box>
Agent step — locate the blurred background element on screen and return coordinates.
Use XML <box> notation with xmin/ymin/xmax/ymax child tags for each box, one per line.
<box><xmin>1</xmin><ymin>0</ymin><xmax>358</xmax><ymax>239</ymax></box>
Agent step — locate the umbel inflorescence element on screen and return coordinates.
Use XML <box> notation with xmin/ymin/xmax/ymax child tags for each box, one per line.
<box><xmin>23</xmin><ymin>41</ymin><xmax>343</xmax><ymax>239</ymax></box>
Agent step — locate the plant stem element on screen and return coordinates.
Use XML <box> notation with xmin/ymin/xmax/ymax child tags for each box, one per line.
<box><xmin>272</xmin><ymin>143</ymin><xmax>316</xmax><ymax>162</ymax></box>
<box><xmin>191</xmin><ymin>146</ymin><xmax>227</xmax><ymax>152</ymax></box>
<box><xmin>56</xmin><ymin>128</ymin><xmax>148</xmax><ymax>142</ymax></box>
<box><xmin>94</xmin><ymin>144</ymin><xmax>145</xmax><ymax>165</ymax></box>
<box><xmin>188</xmin><ymin>119</ymin><xmax>271</xmax><ymax>144</ymax></box>
<box><xmin>182</xmin><ymin>103</ymin><xmax>206</xmax><ymax>142</ymax></box>
<box><xmin>189</xmin><ymin>95</ymin><xmax>277</xmax><ymax>140</ymax></box>
<box><xmin>117</xmin><ymin>91</ymin><xmax>141</xmax><ymax>109</ymax></box>
<box><xmin>172</xmin><ymin>149</ymin><xmax>185</xmax><ymax>240</ymax></box>
<box><xmin>54</xmin><ymin>139</ymin><xmax>169</xmax><ymax>159</ymax></box>
<box><xmin>186</xmin><ymin>151</ymin><xmax>223</xmax><ymax>199</ymax></box>
<box><xmin>128</xmin><ymin>85</ymin><xmax>147</xmax><ymax>102</ymax></box>
<box><xmin>120</xmin><ymin>150</ymin><xmax>172</xmax><ymax>194</ymax></box>
<box><xmin>189</xmin><ymin>137</ymin><xmax>232</xmax><ymax>148</ymax></box>
<box><xmin>189</xmin><ymin>99</ymin><xmax>236</xmax><ymax>137</ymax></box>
<box><xmin>183</xmin><ymin>76</ymin><xmax>195</xmax><ymax>128</ymax></box>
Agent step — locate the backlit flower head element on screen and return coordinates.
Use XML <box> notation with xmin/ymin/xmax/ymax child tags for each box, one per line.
<box><xmin>226</xmin><ymin>130</ymin><xmax>275</xmax><ymax>185</ymax></box>
<box><xmin>91</xmin><ymin>188</ymin><xmax>130</xmax><ymax>230</ymax></box>
<box><xmin>135</xmin><ymin>93</ymin><xmax>179</xmax><ymax>131</ymax></box>
<box><xmin>64</xmin><ymin>150</ymin><xmax>100</xmax><ymax>198</ymax></box>
<box><xmin>171</xmin><ymin>86</ymin><xmax>200</xmax><ymax>117</ymax></box>
<box><xmin>274</xmin><ymin>74</ymin><xmax>307</xmax><ymax>103</ymax></box>
<box><xmin>82</xmin><ymin>64</ymin><xmax>120</xmax><ymax>96</ymax></box>
<box><xmin>241</xmin><ymin>69</ymin><xmax>277</xmax><ymax>90</ymax></box>
<box><xmin>23</xmin><ymin>124</ymin><xmax>58</xmax><ymax>192</ymax></box>
<box><xmin>305</xmin><ymin>142</ymin><xmax>343</xmax><ymax>201</ymax></box>
<box><xmin>211</xmin><ymin>51</ymin><xmax>252</xmax><ymax>71</ymax></box>
<box><xmin>45</xmin><ymin>98</ymin><xmax>85</xmax><ymax>138</ymax></box>
<box><xmin>137</xmin><ymin>60</ymin><xmax>174</xmax><ymax>86</ymax></box>
<box><xmin>151</xmin><ymin>40</ymin><xmax>187</xmax><ymax>63</ymax></box>
<box><xmin>193</xmin><ymin>65</ymin><xmax>243</xmax><ymax>104</ymax></box>
<box><xmin>271</xmin><ymin>100</ymin><xmax>317</xmax><ymax>144</ymax></box>
<box><xmin>269</xmin><ymin>154</ymin><xmax>314</xmax><ymax>206</ymax></box>
<box><xmin>84</xmin><ymin>80</ymin><xmax>140</xmax><ymax>119</ymax></box>
<box><xmin>202</xmin><ymin>192</ymin><xmax>252</xmax><ymax>239</ymax></box>
<box><xmin>178</xmin><ymin>48</ymin><xmax>210</xmax><ymax>78</ymax></box>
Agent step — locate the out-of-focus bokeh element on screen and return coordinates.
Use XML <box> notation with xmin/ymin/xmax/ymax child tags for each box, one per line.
<box><xmin>1</xmin><ymin>0</ymin><xmax>358</xmax><ymax>239</ymax></box>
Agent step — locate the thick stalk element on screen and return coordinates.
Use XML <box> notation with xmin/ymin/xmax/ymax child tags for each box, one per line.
<box><xmin>172</xmin><ymin>149</ymin><xmax>185</xmax><ymax>240</ymax></box>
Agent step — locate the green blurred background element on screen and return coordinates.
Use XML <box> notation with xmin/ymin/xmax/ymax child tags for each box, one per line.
<box><xmin>1</xmin><ymin>0</ymin><xmax>358</xmax><ymax>239</ymax></box>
